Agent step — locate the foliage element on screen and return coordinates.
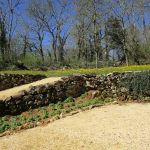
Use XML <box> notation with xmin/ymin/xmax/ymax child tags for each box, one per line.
<box><xmin>64</xmin><ymin>97</ymin><xmax>74</xmax><ymax>103</ymax></box>
<box><xmin>28</xmin><ymin>116</ymin><xmax>34</xmax><ymax>122</ymax></box>
<box><xmin>106</xmin><ymin>16</ymin><xmax>125</xmax><ymax>50</ymax></box>
<box><xmin>0</xmin><ymin>96</ymin><xmax>114</xmax><ymax>134</ymax></box>
<box><xmin>33</xmin><ymin>114</ymin><xmax>41</xmax><ymax>122</ymax></box>
<box><xmin>80</xmin><ymin>92</ymin><xmax>87</xmax><ymax>99</ymax></box>
<box><xmin>41</xmin><ymin>110</ymin><xmax>49</xmax><ymax>119</ymax></box>
<box><xmin>20</xmin><ymin>53</ymin><xmax>40</xmax><ymax>68</ymax></box>
<box><xmin>120</xmin><ymin>71</ymin><xmax>150</xmax><ymax>96</ymax></box>
<box><xmin>56</xmin><ymin>101</ymin><xmax>63</xmax><ymax>110</ymax></box>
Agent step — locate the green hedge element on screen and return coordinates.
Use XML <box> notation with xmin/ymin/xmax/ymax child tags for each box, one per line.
<box><xmin>120</xmin><ymin>71</ymin><xmax>150</xmax><ymax>96</ymax></box>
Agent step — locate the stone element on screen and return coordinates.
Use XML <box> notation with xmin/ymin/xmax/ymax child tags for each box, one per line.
<box><xmin>144</xmin><ymin>97</ymin><xmax>150</xmax><ymax>101</ymax></box>
<box><xmin>120</xmin><ymin>87</ymin><xmax>128</xmax><ymax>93</ymax></box>
<box><xmin>112</xmin><ymin>100</ymin><xmax>118</xmax><ymax>104</ymax></box>
<box><xmin>87</xmin><ymin>90</ymin><xmax>100</xmax><ymax>99</ymax></box>
<box><xmin>15</xmin><ymin>100</ymin><xmax>22</xmax><ymax>105</ymax></box>
<box><xmin>112</xmin><ymin>90</ymin><xmax>117</xmax><ymax>94</ymax></box>
<box><xmin>5</xmin><ymin>96</ymin><xmax>12</xmax><ymax>101</ymax></box>
<box><xmin>1</xmin><ymin>72</ymin><xmax>147</xmax><ymax>117</ymax></box>
<box><xmin>0</xmin><ymin>74</ymin><xmax>46</xmax><ymax>91</ymax></box>
<box><xmin>28</xmin><ymin>101</ymin><xmax>34</xmax><ymax>105</ymax></box>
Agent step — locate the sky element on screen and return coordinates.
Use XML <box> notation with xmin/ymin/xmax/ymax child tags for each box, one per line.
<box><xmin>15</xmin><ymin>0</ymin><xmax>76</xmax><ymax>48</ymax></box>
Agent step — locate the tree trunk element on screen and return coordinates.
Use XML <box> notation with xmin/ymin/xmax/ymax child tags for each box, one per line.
<box><xmin>95</xmin><ymin>51</ymin><xmax>98</xmax><ymax>68</ymax></box>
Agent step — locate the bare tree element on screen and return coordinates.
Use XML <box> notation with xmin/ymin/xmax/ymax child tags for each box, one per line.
<box><xmin>6</xmin><ymin>0</ymin><xmax>21</xmax><ymax>61</ymax></box>
<box><xmin>28</xmin><ymin>0</ymin><xmax>70</xmax><ymax>64</ymax></box>
<box><xmin>0</xmin><ymin>7</ymin><xmax>7</xmax><ymax>63</ymax></box>
<box><xmin>73</xmin><ymin>0</ymin><xmax>105</xmax><ymax>68</ymax></box>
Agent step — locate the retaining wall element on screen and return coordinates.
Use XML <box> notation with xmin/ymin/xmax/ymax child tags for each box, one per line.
<box><xmin>0</xmin><ymin>73</ymin><xmax>125</xmax><ymax>116</ymax></box>
<box><xmin>0</xmin><ymin>74</ymin><xmax>46</xmax><ymax>91</ymax></box>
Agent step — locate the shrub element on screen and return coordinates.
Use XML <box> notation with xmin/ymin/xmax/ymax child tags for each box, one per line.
<box><xmin>104</xmin><ymin>98</ymin><xmax>114</xmax><ymax>103</ymax></box>
<box><xmin>65</xmin><ymin>108</ymin><xmax>73</xmax><ymax>113</ymax></box>
<box><xmin>20</xmin><ymin>115</ymin><xmax>27</xmax><ymax>124</ymax></box>
<box><xmin>76</xmin><ymin>104</ymin><xmax>82</xmax><ymax>109</ymax></box>
<box><xmin>120</xmin><ymin>71</ymin><xmax>150</xmax><ymax>96</ymax></box>
<box><xmin>0</xmin><ymin>118</ymin><xmax>3</xmax><ymax>126</ymax></box>
<box><xmin>41</xmin><ymin>110</ymin><xmax>49</xmax><ymax>119</ymax></box>
<box><xmin>65</xmin><ymin>102</ymin><xmax>75</xmax><ymax>107</ymax></box>
<box><xmin>56</xmin><ymin>101</ymin><xmax>63</xmax><ymax>110</ymax></box>
<box><xmin>2</xmin><ymin>116</ymin><xmax>7</xmax><ymax>122</ymax></box>
<box><xmin>0</xmin><ymin>123</ymin><xmax>10</xmax><ymax>133</ymax></box>
<box><xmin>28</xmin><ymin>116</ymin><xmax>34</xmax><ymax>122</ymax></box>
<box><xmin>55</xmin><ymin>110</ymin><xmax>62</xmax><ymax>115</ymax></box>
<box><xmin>33</xmin><ymin>114</ymin><xmax>41</xmax><ymax>121</ymax></box>
<box><xmin>11</xmin><ymin>121</ymin><xmax>22</xmax><ymax>129</ymax></box>
<box><xmin>49</xmin><ymin>103</ymin><xmax>55</xmax><ymax>111</ymax></box>
<box><xmin>49</xmin><ymin>111</ymin><xmax>56</xmax><ymax>117</ymax></box>
<box><xmin>80</xmin><ymin>93</ymin><xmax>87</xmax><ymax>99</ymax></box>
<box><xmin>64</xmin><ymin>97</ymin><xmax>74</xmax><ymax>103</ymax></box>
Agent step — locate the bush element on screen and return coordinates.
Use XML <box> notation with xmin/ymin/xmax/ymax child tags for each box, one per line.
<box><xmin>41</xmin><ymin>110</ymin><xmax>49</xmax><ymax>119</ymax></box>
<box><xmin>33</xmin><ymin>114</ymin><xmax>41</xmax><ymax>121</ymax></box>
<box><xmin>11</xmin><ymin>121</ymin><xmax>22</xmax><ymax>129</ymax></box>
<box><xmin>55</xmin><ymin>110</ymin><xmax>62</xmax><ymax>115</ymax></box>
<box><xmin>49</xmin><ymin>111</ymin><xmax>56</xmax><ymax>117</ymax></box>
<box><xmin>56</xmin><ymin>101</ymin><xmax>63</xmax><ymax>110</ymax></box>
<box><xmin>65</xmin><ymin>108</ymin><xmax>73</xmax><ymax>113</ymax></box>
<box><xmin>20</xmin><ymin>115</ymin><xmax>27</xmax><ymax>124</ymax></box>
<box><xmin>49</xmin><ymin>103</ymin><xmax>55</xmax><ymax>110</ymax></box>
<box><xmin>64</xmin><ymin>97</ymin><xmax>74</xmax><ymax>103</ymax></box>
<box><xmin>120</xmin><ymin>71</ymin><xmax>150</xmax><ymax>96</ymax></box>
<box><xmin>80</xmin><ymin>93</ymin><xmax>87</xmax><ymax>99</ymax></box>
<box><xmin>28</xmin><ymin>116</ymin><xmax>34</xmax><ymax>122</ymax></box>
<box><xmin>0</xmin><ymin>123</ymin><xmax>10</xmax><ymax>133</ymax></box>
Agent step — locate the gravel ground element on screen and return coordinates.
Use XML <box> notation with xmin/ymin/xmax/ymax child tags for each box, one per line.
<box><xmin>0</xmin><ymin>77</ymin><xmax>62</xmax><ymax>100</ymax></box>
<box><xmin>1</xmin><ymin>103</ymin><xmax>150</xmax><ymax>150</ymax></box>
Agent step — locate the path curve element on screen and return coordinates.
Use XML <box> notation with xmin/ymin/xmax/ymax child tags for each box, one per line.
<box><xmin>1</xmin><ymin>103</ymin><xmax>150</xmax><ymax>150</ymax></box>
<box><xmin>0</xmin><ymin>77</ymin><xmax>62</xmax><ymax>100</ymax></box>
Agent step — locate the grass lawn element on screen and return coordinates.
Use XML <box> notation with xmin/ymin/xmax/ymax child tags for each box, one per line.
<box><xmin>0</xmin><ymin>65</ymin><xmax>150</xmax><ymax>77</ymax></box>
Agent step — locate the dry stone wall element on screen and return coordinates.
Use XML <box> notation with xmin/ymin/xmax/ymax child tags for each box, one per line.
<box><xmin>0</xmin><ymin>74</ymin><xmax>46</xmax><ymax>91</ymax></box>
<box><xmin>0</xmin><ymin>73</ymin><xmax>125</xmax><ymax>116</ymax></box>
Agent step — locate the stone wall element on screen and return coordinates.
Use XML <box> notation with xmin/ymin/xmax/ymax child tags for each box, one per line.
<box><xmin>0</xmin><ymin>73</ymin><xmax>125</xmax><ymax>116</ymax></box>
<box><xmin>0</xmin><ymin>74</ymin><xmax>46</xmax><ymax>91</ymax></box>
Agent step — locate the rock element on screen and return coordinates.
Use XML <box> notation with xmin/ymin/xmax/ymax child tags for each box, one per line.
<box><xmin>85</xmin><ymin>81</ymin><xmax>95</xmax><ymax>89</ymax></box>
<box><xmin>144</xmin><ymin>97</ymin><xmax>150</xmax><ymax>101</ymax></box>
<box><xmin>112</xmin><ymin>90</ymin><xmax>117</xmax><ymax>94</ymax></box>
<box><xmin>36</xmin><ymin>122</ymin><xmax>41</xmax><ymax>126</ymax></box>
<box><xmin>0</xmin><ymin>74</ymin><xmax>46</xmax><ymax>91</ymax></box>
<box><xmin>1</xmin><ymin>72</ymin><xmax>147</xmax><ymax>117</ymax></box>
<box><xmin>37</xmin><ymin>101</ymin><xmax>42</xmax><ymax>106</ymax></box>
<box><xmin>28</xmin><ymin>101</ymin><xmax>34</xmax><ymax>105</ymax></box>
<box><xmin>89</xmin><ymin>105</ymin><xmax>94</xmax><ymax>109</ymax></box>
<box><xmin>112</xmin><ymin>100</ymin><xmax>118</xmax><ymax>104</ymax></box>
<box><xmin>87</xmin><ymin>90</ymin><xmax>100</xmax><ymax>99</ymax></box>
<box><xmin>70</xmin><ymin>111</ymin><xmax>79</xmax><ymax>115</ymax></box>
<box><xmin>15</xmin><ymin>100</ymin><xmax>22</xmax><ymax>105</ymax></box>
<box><xmin>20</xmin><ymin>90</ymin><xmax>28</xmax><ymax>96</ymax></box>
<box><xmin>59</xmin><ymin>113</ymin><xmax>64</xmax><ymax>119</ymax></box>
<box><xmin>120</xmin><ymin>87</ymin><xmax>128</xmax><ymax>93</ymax></box>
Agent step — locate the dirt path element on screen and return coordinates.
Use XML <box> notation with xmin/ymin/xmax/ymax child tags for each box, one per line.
<box><xmin>1</xmin><ymin>103</ymin><xmax>150</xmax><ymax>150</ymax></box>
<box><xmin>0</xmin><ymin>77</ymin><xmax>62</xmax><ymax>100</ymax></box>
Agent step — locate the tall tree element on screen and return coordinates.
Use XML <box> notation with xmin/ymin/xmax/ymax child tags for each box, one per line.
<box><xmin>0</xmin><ymin>9</ymin><xmax>7</xmax><ymax>63</ymax></box>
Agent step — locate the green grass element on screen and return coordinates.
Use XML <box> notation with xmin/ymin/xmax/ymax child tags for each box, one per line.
<box><xmin>0</xmin><ymin>65</ymin><xmax>150</xmax><ymax>77</ymax></box>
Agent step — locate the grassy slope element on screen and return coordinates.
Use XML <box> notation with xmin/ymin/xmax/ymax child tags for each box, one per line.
<box><xmin>0</xmin><ymin>65</ymin><xmax>150</xmax><ymax>77</ymax></box>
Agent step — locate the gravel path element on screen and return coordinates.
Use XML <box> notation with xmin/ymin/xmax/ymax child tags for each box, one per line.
<box><xmin>1</xmin><ymin>103</ymin><xmax>150</xmax><ymax>150</ymax></box>
<box><xmin>0</xmin><ymin>77</ymin><xmax>62</xmax><ymax>100</ymax></box>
